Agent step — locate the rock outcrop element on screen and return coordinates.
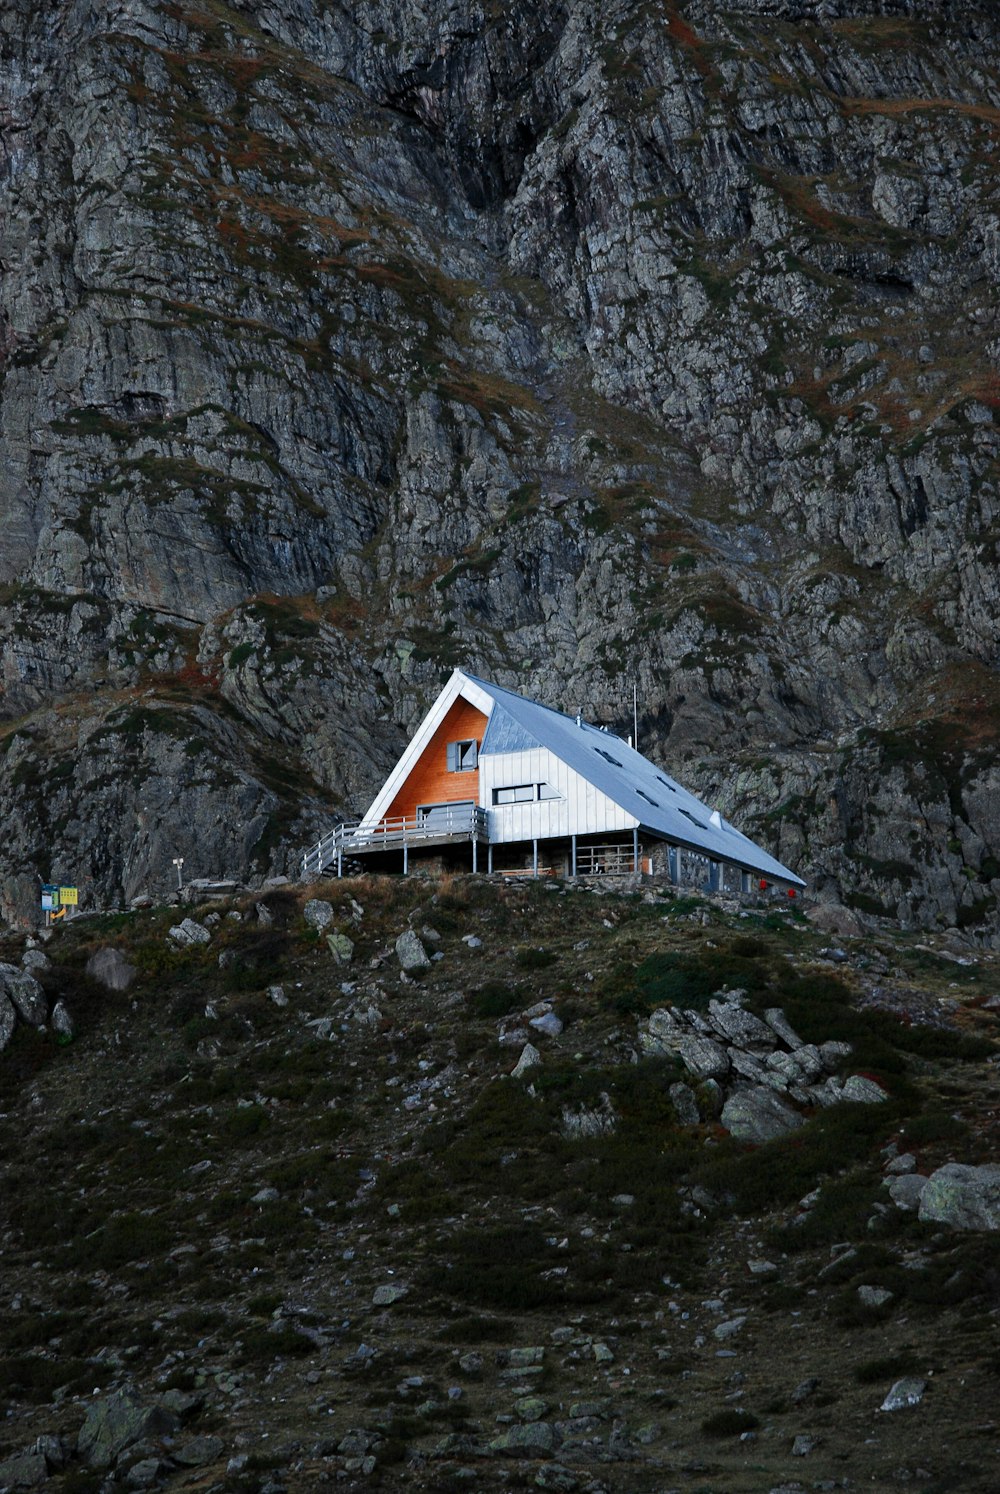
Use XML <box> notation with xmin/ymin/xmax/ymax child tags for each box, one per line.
<box><xmin>0</xmin><ymin>1</ymin><xmax>999</xmax><ymax>931</ymax></box>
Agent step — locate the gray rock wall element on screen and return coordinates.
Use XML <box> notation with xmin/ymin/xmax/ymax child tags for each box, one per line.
<box><xmin>0</xmin><ymin>0</ymin><xmax>998</xmax><ymax>931</ymax></box>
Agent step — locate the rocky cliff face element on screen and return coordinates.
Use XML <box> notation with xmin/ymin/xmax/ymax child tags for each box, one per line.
<box><xmin>1</xmin><ymin>0</ymin><xmax>999</xmax><ymax>932</ymax></box>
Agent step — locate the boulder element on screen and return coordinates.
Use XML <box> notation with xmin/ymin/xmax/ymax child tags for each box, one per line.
<box><xmin>857</xmin><ymin>1285</ymin><xmax>893</xmax><ymax>1308</ymax></box>
<box><xmin>918</xmin><ymin>1163</ymin><xmax>1000</xmax><ymax>1231</ymax></box>
<box><xmin>789</xmin><ymin>1043</ymin><xmax>824</xmax><ymax>1081</ymax></box>
<box><xmin>678</xmin><ymin>1035</ymin><xmax>730</xmax><ymax>1079</ymax></box>
<box><xmin>326</xmin><ymin>933</ymin><xmax>354</xmax><ymax>964</ymax></box>
<box><xmin>648</xmin><ymin>1007</ymin><xmax>682</xmax><ymax>1040</ymax></box>
<box><xmin>706</xmin><ymin>999</ymin><xmax>775</xmax><ymax>1048</ymax></box>
<box><xmin>886</xmin><ymin>1173</ymin><xmax>929</xmax><ymax>1211</ymax></box>
<box><xmin>512</xmin><ymin>1043</ymin><xmax>542</xmax><ymax>1078</ymax></box>
<box><xmin>77</xmin><ymin>1391</ymin><xmax>180</xmax><ymax>1470</ymax></box>
<box><xmin>841</xmin><ymin>1074</ymin><xmax>890</xmax><ymax>1104</ymax></box>
<box><xmin>51</xmin><ymin>1001</ymin><xmax>75</xmax><ymax>1039</ymax></box>
<box><xmin>303</xmin><ymin>899</ymin><xmax>334</xmax><ymax>931</ymax></box>
<box><xmin>372</xmin><ymin>1283</ymin><xmax>409</xmax><ymax>1306</ymax></box>
<box><xmin>819</xmin><ymin>1040</ymin><xmax>853</xmax><ymax>1069</ymax></box>
<box><xmin>22</xmin><ymin>949</ymin><xmax>50</xmax><ymax>974</ymax></box>
<box><xmin>879</xmin><ymin>1378</ymin><xmax>926</xmax><ymax>1413</ymax></box>
<box><xmin>0</xmin><ymin>1452</ymin><xmax>48</xmax><ymax>1488</ymax></box>
<box><xmin>0</xmin><ymin>966</ymin><xmax>47</xmax><ymax>1026</ymax></box>
<box><xmin>529</xmin><ymin>1011</ymin><xmax>563</xmax><ymax>1038</ymax></box>
<box><xmin>721</xmin><ymin>1086</ymin><xmax>805</xmax><ymax>1143</ymax></box>
<box><xmin>0</xmin><ymin>991</ymin><xmax>16</xmax><ymax>1051</ymax></box>
<box><xmin>806</xmin><ymin>902</ymin><xmax>864</xmax><ymax>938</ymax></box>
<box><xmin>669</xmin><ymin>1082</ymin><xmax>699</xmax><ymax>1126</ymax></box>
<box><xmin>173</xmin><ymin>1436</ymin><xmax>225</xmax><ymax>1467</ymax></box>
<box><xmin>489</xmin><ymin>1422</ymin><xmax>556</xmax><ymax>1457</ymax></box>
<box><xmin>764</xmin><ymin>1008</ymin><xmax>803</xmax><ymax>1049</ymax></box>
<box><xmin>729</xmin><ymin>1049</ymin><xmax>771</xmax><ymax>1084</ymax></box>
<box><xmin>168</xmin><ymin>919</ymin><xmax>210</xmax><ymax>947</ymax></box>
<box><xmin>395</xmin><ymin>931</ymin><xmax>430</xmax><ymax>972</ymax></box>
<box><xmin>85</xmin><ymin>947</ymin><xmax>136</xmax><ymax>992</ymax></box>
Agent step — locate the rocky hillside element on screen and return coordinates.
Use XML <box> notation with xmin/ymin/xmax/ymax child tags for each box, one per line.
<box><xmin>2</xmin><ymin>0</ymin><xmax>1000</xmax><ymax>931</ymax></box>
<box><xmin>1</xmin><ymin>875</ymin><xmax>1000</xmax><ymax>1492</ymax></box>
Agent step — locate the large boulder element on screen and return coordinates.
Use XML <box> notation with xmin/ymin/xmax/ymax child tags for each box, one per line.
<box><xmin>77</xmin><ymin>1390</ymin><xmax>180</xmax><ymax>1470</ymax></box>
<box><xmin>0</xmin><ymin>1451</ymin><xmax>48</xmax><ymax>1487</ymax></box>
<box><xmin>677</xmin><ymin>1035</ymin><xmax>729</xmax><ymax>1079</ymax></box>
<box><xmin>706</xmin><ymin>999</ymin><xmax>775</xmax><ymax>1048</ymax></box>
<box><xmin>303</xmin><ymin>899</ymin><xmax>334</xmax><ymax>931</ymax></box>
<box><xmin>85</xmin><ymin>947</ymin><xmax>137</xmax><ymax>992</ymax></box>
<box><xmin>0</xmin><ymin>965</ymin><xmax>47</xmax><ymax>1026</ymax></box>
<box><xmin>721</xmin><ymin>1086</ymin><xmax>805</xmax><ymax>1143</ymax></box>
<box><xmin>918</xmin><ymin>1163</ymin><xmax>1000</xmax><ymax>1231</ymax></box>
<box><xmin>395</xmin><ymin>930</ymin><xmax>430</xmax><ymax>972</ymax></box>
<box><xmin>168</xmin><ymin>919</ymin><xmax>210</xmax><ymax>947</ymax></box>
<box><xmin>886</xmin><ymin>1173</ymin><xmax>929</xmax><ymax>1212</ymax></box>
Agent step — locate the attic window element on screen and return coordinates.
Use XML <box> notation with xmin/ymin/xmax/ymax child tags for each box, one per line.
<box><xmin>655</xmin><ymin>774</ymin><xmax>677</xmax><ymax>793</ymax></box>
<box><xmin>594</xmin><ymin>747</ymin><xmax>623</xmax><ymax>767</ymax></box>
<box><xmin>679</xmin><ymin>808</ymin><xmax>708</xmax><ymax>830</ymax></box>
<box><xmin>636</xmin><ymin>789</ymin><xmax>658</xmax><ymax>807</ymax></box>
<box><xmin>447</xmin><ymin>739</ymin><xmax>478</xmax><ymax>772</ymax></box>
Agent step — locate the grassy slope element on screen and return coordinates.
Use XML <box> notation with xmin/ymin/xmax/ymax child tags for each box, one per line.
<box><xmin>1</xmin><ymin>876</ymin><xmax>999</xmax><ymax>1491</ymax></box>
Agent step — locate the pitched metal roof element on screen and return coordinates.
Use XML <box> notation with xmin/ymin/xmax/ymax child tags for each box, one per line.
<box><xmin>463</xmin><ymin>672</ymin><xmax>805</xmax><ymax>887</ymax></box>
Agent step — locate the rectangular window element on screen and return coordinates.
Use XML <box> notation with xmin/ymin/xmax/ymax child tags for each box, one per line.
<box><xmin>447</xmin><ymin>739</ymin><xmax>478</xmax><ymax>772</ymax></box>
<box><xmin>493</xmin><ymin>784</ymin><xmax>535</xmax><ymax>805</ymax></box>
<box><xmin>493</xmin><ymin>782</ymin><xmax>563</xmax><ymax>805</ymax></box>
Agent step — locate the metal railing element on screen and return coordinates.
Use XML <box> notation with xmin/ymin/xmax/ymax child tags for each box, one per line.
<box><xmin>302</xmin><ymin>806</ymin><xmax>489</xmax><ymax>878</ymax></box>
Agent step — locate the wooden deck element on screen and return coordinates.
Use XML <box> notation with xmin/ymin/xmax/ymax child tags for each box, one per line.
<box><xmin>302</xmin><ymin>807</ymin><xmax>489</xmax><ymax>877</ymax></box>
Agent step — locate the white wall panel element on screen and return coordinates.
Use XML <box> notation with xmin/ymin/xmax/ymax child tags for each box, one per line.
<box><xmin>481</xmin><ymin>748</ymin><xmax>637</xmax><ymax>845</ymax></box>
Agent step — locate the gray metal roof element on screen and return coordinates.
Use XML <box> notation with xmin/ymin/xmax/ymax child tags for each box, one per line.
<box><xmin>464</xmin><ymin>672</ymin><xmax>805</xmax><ymax>887</ymax></box>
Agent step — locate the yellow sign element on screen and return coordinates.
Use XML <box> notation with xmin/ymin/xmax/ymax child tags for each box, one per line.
<box><xmin>58</xmin><ymin>887</ymin><xmax>78</xmax><ymax>906</ymax></box>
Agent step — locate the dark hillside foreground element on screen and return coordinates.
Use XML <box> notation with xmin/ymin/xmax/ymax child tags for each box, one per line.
<box><xmin>1</xmin><ymin>875</ymin><xmax>1000</xmax><ymax>1491</ymax></box>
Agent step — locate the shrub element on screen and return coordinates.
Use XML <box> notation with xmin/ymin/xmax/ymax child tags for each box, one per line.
<box><xmin>854</xmin><ymin>1350</ymin><xmax>920</xmax><ymax>1383</ymax></box>
<box><xmin>514</xmin><ymin>946</ymin><xmax>557</xmax><ymax>970</ymax></box>
<box><xmin>468</xmin><ymin>981</ymin><xmax>520</xmax><ymax>1019</ymax></box>
<box><xmin>700</xmin><ymin>1408</ymin><xmax>760</xmax><ymax>1437</ymax></box>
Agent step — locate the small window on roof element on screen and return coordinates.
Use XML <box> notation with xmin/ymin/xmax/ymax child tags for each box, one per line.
<box><xmin>636</xmin><ymin>789</ymin><xmax>659</xmax><ymax>807</ymax></box>
<box><xmin>679</xmin><ymin>807</ymin><xmax>708</xmax><ymax>830</ymax></box>
<box><xmin>655</xmin><ymin>774</ymin><xmax>677</xmax><ymax>792</ymax></box>
<box><xmin>447</xmin><ymin>739</ymin><xmax>478</xmax><ymax>772</ymax></box>
<box><xmin>594</xmin><ymin>747</ymin><xmax>623</xmax><ymax>767</ymax></box>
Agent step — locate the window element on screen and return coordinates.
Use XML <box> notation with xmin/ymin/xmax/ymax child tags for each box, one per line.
<box><xmin>493</xmin><ymin>784</ymin><xmax>535</xmax><ymax>805</ymax></box>
<box><xmin>656</xmin><ymin>774</ymin><xmax>677</xmax><ymax>793</ymax></box>
<box><xmin>594</xmin><ymin>747</ymin><xmax>623</xmax><ymax>767</ymax></box>
<box><xmin>492</xmin><ymin>782</ymin><xmax>563</xmax><ymax>806</ymax></box>
<box><xmin>447</xmin><ymin>739</ymin><xmax>478</xmax><ymax>772</ymax></box>
<box><xmin>679</xmin><ymin>807</ymin><xmax>708</xmax><ymax>830</ymax></box>
<box><xmin>636</xmin><ymin>789</ymin><xmax>659</xmax><ymax>807</ymax></box>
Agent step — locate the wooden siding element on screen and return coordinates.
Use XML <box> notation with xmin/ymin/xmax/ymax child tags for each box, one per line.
<box><xmin>386</xmin><ymin>698</ymin><xmax>488</xmax><ymax>821</ymax></box>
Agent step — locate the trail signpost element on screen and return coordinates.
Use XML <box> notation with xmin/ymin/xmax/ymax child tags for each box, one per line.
<box><xmin>41</xmin><ymin>884</ymin><xmax>78</xmax><ymax>926</ymax></box>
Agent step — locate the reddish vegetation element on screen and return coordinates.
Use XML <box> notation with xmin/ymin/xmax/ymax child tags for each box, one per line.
<box><xmin>839</xmin><ymin>95</ymin><xmax>1000</xmax><ymax>130</ymax></box>
<box><xmin>665</xmin><ymin>3</ymin><xmax>703</xmax><ymax>49</ymax></box>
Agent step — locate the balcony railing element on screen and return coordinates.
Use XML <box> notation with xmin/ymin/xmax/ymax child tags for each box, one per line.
<box><xmin>302</xmin><ymin>806</ymin><xmax>489</xmax><ymax>878</ymax></box>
